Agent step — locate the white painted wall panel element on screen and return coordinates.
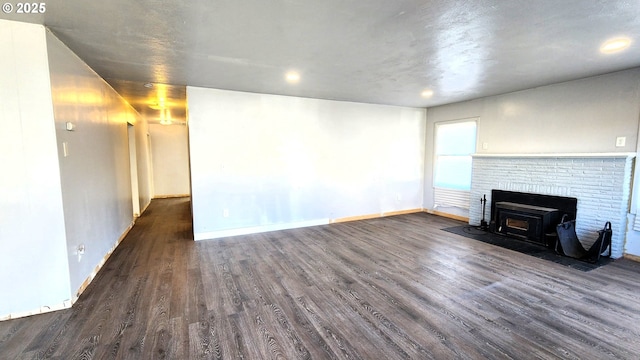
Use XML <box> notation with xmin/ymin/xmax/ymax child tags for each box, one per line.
<box><xmin>625</xmin><ymin>215</ymin><xmax>640</xmax><ymax>256</ymax></box>
<box><xmin>0</xmin><ymin>20</ymin><xmax>71</xmax><ymax>318</ymax></box>
<box><xmin>149</xmin><ymin>124</ymin><xmax>191</xmax><ymax>197</ymax></box>
<box><xmin>46</xmin><ymin>30</ymin><xmax>139</xmax><ymax>296</ymax></box>
<box><xmin>188</xmin><ymin>88</ymin><xmax>426</xmax><ymax>240</ymax></box>
<box><xmin>135</xmin><ymin>119</ymin><xmax>153</xmax><ymax>212</ymax></box>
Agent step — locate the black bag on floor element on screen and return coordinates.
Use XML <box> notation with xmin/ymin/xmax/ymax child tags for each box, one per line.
<box><xmin>588</xmin><ymin>221</ymin><xmax>612</xmax><ymax>262</ymax></box>
<box><xmin>556</xmin><ymin>215</ymin><xmax>612</xmax><ymax>263</ymax></box>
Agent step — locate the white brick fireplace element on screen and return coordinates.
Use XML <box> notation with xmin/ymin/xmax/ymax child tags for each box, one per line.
<box><xmin>470</xmin><ymin>153</ymin><xmax>635</xmax><ymax>258</ymax></box>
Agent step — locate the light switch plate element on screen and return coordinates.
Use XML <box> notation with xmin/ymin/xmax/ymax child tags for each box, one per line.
<box><xmin>616</xmin><ymin>136</ymin><xmax>626</xmax><ymax>147</ymax></box>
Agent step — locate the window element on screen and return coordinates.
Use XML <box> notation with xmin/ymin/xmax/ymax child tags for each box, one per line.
<box><xmin>433</xmin><ymin>120</ymin><xmax>477</xmax><ymax>209</ymax></box>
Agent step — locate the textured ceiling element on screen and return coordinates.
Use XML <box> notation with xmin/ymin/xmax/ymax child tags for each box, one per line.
<box><xmin>2</xmin><ymin>0</ymin><xmax>640</xmax><ymax>122</ymax></box>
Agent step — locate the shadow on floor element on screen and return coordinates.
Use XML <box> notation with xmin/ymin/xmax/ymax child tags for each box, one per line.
<box><xmin>442</xmin><ymin>225</ymin><xmax>613</xmax><ymax>272</ymax></box>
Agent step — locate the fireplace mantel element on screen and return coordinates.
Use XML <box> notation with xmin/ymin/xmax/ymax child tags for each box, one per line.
<box><xmin>472</xmin><ymin>152</ymin><xmax>635</xmax><ymax>159</ymax></box>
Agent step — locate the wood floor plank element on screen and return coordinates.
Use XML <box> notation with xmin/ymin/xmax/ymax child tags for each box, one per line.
<box><xmin>2</xmin><ymin>198</ymin><xmax>640</xmax><ymax>359</ymax></box>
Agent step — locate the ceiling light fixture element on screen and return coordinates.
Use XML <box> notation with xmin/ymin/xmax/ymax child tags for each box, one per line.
<box><xmin>160</xmin><ymin>109</ymin><xmax>172</xmax><ymax>125</ymax></box>
<box><xmin>285</xmin><ymin>71</ymin><xmax>301</xmax><ymax>83</ymax></box>
<box><xmin>600</xmin><ymin>37</ymin><xmax>631</xmax><ymax>54</ymax></box>
<box><xmin>144</xmin><ymin>83</ymin><xmax>154</xmax><ymax>88</ymax></box>
<box><xmin>421</xmin><ymin>89</ymin><xmax>434</xmax><ymax>98</ymax></box>
<box><xmin>149</xmin><ymin>97</ymin><xmax>166</xmax><ymax>110</ymax></box>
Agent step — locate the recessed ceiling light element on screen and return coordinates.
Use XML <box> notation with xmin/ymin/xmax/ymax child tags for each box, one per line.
<box><xmin>600</xmin><ymin>37</ymin><xmax>631</xmax><ymax>54</ymax></box>
<box><xmin>421</xmin><ymin>89</ymin><xmax>434</xmax><ymax>98</ymax></box>
<box><xmin>285</xmin><ymin>71</ymin><xmax>301</xmax><ymax>83</ymax></box>
<box><xmin>144</xmin><ymin>83</ymin><xmax>154</xmax><ymax>88</ymax></box>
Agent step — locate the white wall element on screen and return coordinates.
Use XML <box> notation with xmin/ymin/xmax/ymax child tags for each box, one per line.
<box><xmin>426</xmin><ymin>69</ymin><xmax>640</xmax><ymax>155</ymax></box>
<box><xmin>46</xmin><ymin>31</ymin><xmax>145</xmax><ymax>298</ymax></box>
<box><xmin>188</xmin><ymin>88</ymin><xmax>426</xmax><ymax>240</ymax></box>
<box><xmin>149</xmin><ymin>123</ymin><xmax>191</xmax><ymax>197</ymax></box>
<box><xmin>0</xmin><ymin>20</ymin><xmax>72</xmax><ymax>319</ymax></box>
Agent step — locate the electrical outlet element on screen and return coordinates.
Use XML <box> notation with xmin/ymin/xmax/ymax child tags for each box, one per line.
<box><xmin>616</xmin><ymin>136</ymin><xmax>626</xmax><ymax>147</ymax></box>
<box><xmin>223</xmin><ymin>209</ymin><xmax>229</xmax><ymax>217</ymax></box>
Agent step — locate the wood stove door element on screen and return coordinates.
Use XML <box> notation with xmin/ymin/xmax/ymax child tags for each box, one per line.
<box><xmin>497</xmin><ymin>210</ymin><xmax>543</xmax><ymax>244</ymax></box>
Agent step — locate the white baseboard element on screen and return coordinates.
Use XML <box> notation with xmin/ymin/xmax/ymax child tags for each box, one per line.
<box><xmin>0</xmin><ymin>300</ymin><xmax>72</xmax><ymax>321</ymax></box>
<box><xmin>194</xmin><ymin>219</ymin><xmax>330</xmax><ymax>240</ymax></box>
<box><xmin>152</xmin><ymin>194</ymin><xmax>190</xmax><ymax>199</ymax></box>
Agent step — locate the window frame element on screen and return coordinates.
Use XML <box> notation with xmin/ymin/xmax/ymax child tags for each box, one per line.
<box><xmin>433</xmin><ymin>118</ymin><xmax>478</xmax><ymax>191</ymax></box>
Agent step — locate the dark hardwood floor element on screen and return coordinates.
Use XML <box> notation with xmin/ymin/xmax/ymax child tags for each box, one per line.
<box><xmin>2</xmin><ymin>197</ymin><xmax>640</xmax><ymax>359</ymax></box>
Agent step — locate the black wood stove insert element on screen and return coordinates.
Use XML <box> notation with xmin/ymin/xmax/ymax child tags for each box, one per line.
<box><xmin>490</xmin><ymin>190</ymin><xmax>577</xmax><ymax>247</ymax></box>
